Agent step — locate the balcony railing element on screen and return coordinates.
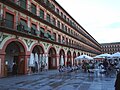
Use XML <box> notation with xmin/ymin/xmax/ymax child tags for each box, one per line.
<box><xmin>1</xmin><ymin>0</ymin><xmax>100</xmax><ymax>51</ymax></box>
<box><xmin>0</xmin><ymin>17</ymin><xmax>99</xmax><ymax>54</ymax></box>
<box><xmin>0</xmin><ymin>0</ymin><xmax>100</xmax><ymax>53</ymax></box>
<box><xmin>0</xmin><ymin>16</ymin><xmax>56</xmax><ymax>42</ymax></box>
<box><xmin>8</xmin><ymin>0</ymin><xmax>95</xmax><ymax>45</ymax></box>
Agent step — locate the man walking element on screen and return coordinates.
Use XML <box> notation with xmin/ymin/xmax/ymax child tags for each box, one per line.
<box><xmin>115</xmin><ymin>71</ymin><xmax>120</xmax><ymax>90</ymax></box>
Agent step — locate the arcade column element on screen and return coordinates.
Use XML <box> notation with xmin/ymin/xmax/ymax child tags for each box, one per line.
<box><xmin>0</xmin><ymin>51</ymin><xmax>5</xmax><ymax>77</ymax></box>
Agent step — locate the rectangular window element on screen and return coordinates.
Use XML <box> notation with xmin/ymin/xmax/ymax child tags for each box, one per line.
<box><xmin>52</xmin><ymin>17</ymin><xmax>56</xmax><ymax>26</ymax></box>
<box><xmin>69</xmin><ymin>39</ymin><xmax>71</xmax><ymax>45</ymax></box>
<box><xmin>44</xmin><ymin>0</ymin><xmax>50</xmax><ymax>5</ymax></box>
<box><xmin>68</xmin><ymin>28</ymin><xmax>70</xmax><ymax>33</ymax></box>
<box><xmin>62</xmin><ymin>36</ymin><xmax>65</xmax><ymax>44</ymax></box>
<box><xmin>51</xmin><ymin>4</ymin><xmax>55</xmax><ymax>11</ymax></box>
<box><xmin>57</xmin><ymin>20</ymin><xmax>60</xmax><ymax>28</ymax></box>
<box><xmin>64</xmin><ymin>15</ymin><xmax>66</xmax><ymax>20</ymax></box>
<box><xmin>58</xmin><ymin>35</ymin><xmax>61</xmax><ymax>43</ymax></box>
<box><xmin>5</xmin><ymin>12</ymin><xmax>14</xmax><ymax>29</ymax></box>
<box><xmin>72</xmin><ymin>40</ymin><xmax>74</xmax><ymax>45</ymax></box>
<box><xmin>40</xmin><ymin>9</ymin><xmax>44</xmax><ymax>19</ymax></box>
<box><xmin>46</xmin><ymin>14</ymin><xmax>50</xmax><ymax>22</ymax></box>
<box><xmin>71</xmin><ymin>30</ymin><xmax>73</xmax><ymax>34</ymax></box>
<box><xmin>17</xmin><ymin>19</ymin><xmax>26</xmax><ymax>31</ymax></box>
<box><xmin>61</xmin><ymin>12</ymin><xmax>63</xmax><ymax>18</ymax></box>
<box><xmin>53</xmin><ymin>33</ymin><xmax>56</xmax><ymax>41</ymax></box>
<box><xmin>40</xmin><ymin>27</ymin><xmax>45</xmax><ymax>37</ymax></box>
<box><xmin>31</xmin><ymin>3</ymin><xmax>36</xmax><ymax>15</ymax></box>
<box><xmin>31</xmin><ymin>24</ymin><xmax>37</xmax><ymax>35</ymax></box>
<box><xmin>56</xmin><ymin>8</ymin><xmax>59</xmax><ymax>14</ymax></box>
<box><xmin>67</xmin><ymin>18</ymin><xmax>69</xmax><ymax>22</ymax></box>
<box><xmin>66</xmin><ymin>38</ymin><xmax>68</xmax><ymax>45</ymax></box>
<box><xmin>44</xmin><ymin>0</ymin><xmax>48</xmax><ymax>3</ymax></box>
<box><xmin>20</xmin><ymin>19</ymin><xmax>27</xmax><ymax>27</ymax></box>
<box><xmin>11</xmin><ymin>0</ymin><xmax>15</xmax><ymax>2</ymax></box>
<box><xmin>61</xmin><ymin>23</ymin><xmax>64</xmax><ymax>30</ymax></box>
<box><xmin>70</xmin><ymin>20</ymin><xmax>72</xmax><ymax>25</ymax></box>
<box><xmin>31</xmin><ymin>24</ymin><xmax>37</xmax><ymax>30</ymax></box>
<box><xmin>47</xmin><ymin>30</ymin><xmax>51</xmax><ymax>38</ymax></box>
<box><xmin>20</xmin><ymin>0</ymin><xmax>27</xmax><ymax>9</ymax></box>
<box><xmin>65</xmin><ymin>25</ymin><xmax>67</xmax><ymax>31</ymax></box>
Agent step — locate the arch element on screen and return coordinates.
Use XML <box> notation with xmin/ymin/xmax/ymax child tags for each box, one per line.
<box><xmin>81</xmin><ymin>52</ymin><xmax>83</xmax><ymax>55</ymax></box>
<box><xmin>59</xmin><ymin>49</ymin><xmax>65</xmax><ymax>66</ymax></box>
<box><xmin>73</xmin><ymin>51</ymin><xmax>76</xmax><ymax>65</ymax></box>
<box><xmin>30</xmin><ymin>44</ymin><xmax>45</xmax><ymax>73</ymax></box>
<box><xmin>67</xmin><ymin>50</ymin><xmax>72</xmax><ymax>66</ymax></box>
<box><xmin>73</xmin><ymin>51</ymin><xmax>76</xmax><ymax>57</ymax></box>
<box><xmin>48</xmin><ymin>47</ymin><xmax>57</xmax><ymax>69</ymax></box>
<box><xmin>59</xmin><ymin>49</ymin><xmax>65</xmax><ymax>55</ymax></box>
<box><xmin>4</xmin><ymin>40</ymin><xmax>26</xmax><ymax>76</ymax></box>
<box><xmin>47</xmin><ymin>46</ymin><xmax>56</xmax><ymax>54</ymax></box>
<box><xmin>30</xmin><ymin>43</ymin><xmax>45</xmax><ymax>54</ymax></box>
<box><xmin>78</xmin><ymin>52</ymin><xmax>80</xmax><ymax>56</ymax></box>
<box><xmin>2</xmin><ymin>38</ymin><xmax>27</xmax><ymax>54</ymax></box>
<box><xmin>32</xmin><ymin>45</ymin><xmax>44</xmax><ymax>54</ymax></box>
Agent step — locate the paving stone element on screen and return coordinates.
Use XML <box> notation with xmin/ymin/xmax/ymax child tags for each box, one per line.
<box><xmin>0</xmin><ymin>70</ymin><xmax>116</xmax><ymax>90</ymax></box>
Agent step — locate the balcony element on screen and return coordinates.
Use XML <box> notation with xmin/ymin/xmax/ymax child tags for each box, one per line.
<box><xmin>1</xmin><ymin>0</ymin><xmax>99</xmax><ymax>49</ymax></box>
<box><xmin>0</xmin><ymin>0</ymin><xmax>100</xmax><ymax>53</ymax></box>
<box><xmin>0</xmin><ymin>16</ymin><xmax>56</xmax><ymax>41</ymax></box>
<box><xmin>0</xmin><ymin>18</ymin><xmax>99</xmax><ymax>54</ymax></box>
<box><xmin>0</xmin><ymin>18</ymin><xmax>39</xmax><ymax>35</ymax></box>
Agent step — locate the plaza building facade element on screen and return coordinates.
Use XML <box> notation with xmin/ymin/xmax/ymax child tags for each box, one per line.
<box><xmin>101</xmin><ymin>42</ymin><xmax>120</xmax><ymax>54</ymax></box>
<box><xmin>0</xmin><ymin>0</ymin><xmax>101</xmax><ymax>77</ymax></box>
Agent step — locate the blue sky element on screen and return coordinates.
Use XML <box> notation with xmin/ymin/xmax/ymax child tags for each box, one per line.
<box><xmin>56</xmin><ymin>0</ymin><xmax>120</xmax><ymax>43</ymax></box>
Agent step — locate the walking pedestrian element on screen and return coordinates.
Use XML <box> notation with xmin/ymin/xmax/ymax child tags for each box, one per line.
<box><xmin>115</xmin><ymin>71</ymin><xmax>120</xmax><ymax>90</ymax></box>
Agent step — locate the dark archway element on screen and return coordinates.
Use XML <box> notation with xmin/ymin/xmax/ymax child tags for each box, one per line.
<box><xmin>73</xmin><ymin>52</ymin><xmax>76</xmax><ymax>65</ymax></box>
<box><xmin>5</xmin><ymin>41</ymin><xmax>25</xmax><ymax>76</ymax></box>
<box><xmin>48</xmin><ymin>47</ymin><xmax>57</xmax><ymax>69</ymax></box>
<box><xmin>78</xmin><ymin>52</ymin><xmax>80</xmax><ymax>56</ymax></box>
<box><xmin>31</xmin><ymin>45</ymin><xmax>44</xmax><ymax>73</ymax></box>
<box><xmin>77</xmin><ymin>52</ymin><xmax>81</xmax><ymax>65</ymax></box>
<box><xmin>59</xmin><ymin>49</ymin><xmax>65</xmax><ymax>66</ymax></box>
<box><xmin>67</xmin><ymin>50</ymin><xmax>72</xmax><ymax>67</ymax></box>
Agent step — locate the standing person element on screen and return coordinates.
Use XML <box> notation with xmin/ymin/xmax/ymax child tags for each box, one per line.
<box><xmin>82</xmin><ymin>62</ymin><xmax>87</xmax><ymax>72</ymax></box>
<box><xmin>115</xmin><ymin>71</ymin><xmax>120</xmax><ymax>90</ymax></box>
<box><xmin>103</xmin><ymin>59</ymin><xmax>109</xmax><ymax>74</ymax></box>
<box><xmin>103</xmin><ymin>59</ymin><xmax>108</xmax><ymax>70</ymax></box>
<box><xmin>12</xmin><ymin>63</ymin><xmax>17</xmax><ymax>75</ymax></box>
<box><xmin>44</xmin><ymin>63</ymin><xmax>48</xmax><ymax>71</ymax></box>
<box><xmin>58</xmin><ymin>64</ymin><xmax>62</xmax><ymax>72</ymax></box>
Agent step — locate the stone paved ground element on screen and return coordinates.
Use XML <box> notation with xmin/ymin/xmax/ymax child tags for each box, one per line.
<box><xmin>0</xmin><ymin>70</ymin><xmax>116</xmax><ymax>90</ymax></box>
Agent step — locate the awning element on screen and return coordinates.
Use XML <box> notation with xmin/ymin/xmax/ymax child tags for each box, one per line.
<box><xmin>40</xmin><ymin>28</ymin><xmax>45</xmax><ymax>33</ymax></box>
<box><xmin>44</xmin><ymin>33</ymin><xmax>49</xmax><ymax>38</ymax></box>
<box><xmin>31</xmin><ymin>26</ymin><xmax>37</xmax><ymax>31</ymax></box>
<box><xmin>35</xmin><ymin>30</ymin><xmax>40</xmax><ymax>35</ymax></box>
<box><xmin>51</xmin><ymin>35</ymin><xmax>55</xmax><ymax>40</ymax></box>
<box><xmin>47</xmin><ymin>32</ymin><xmax>51</xmax><ymax>38</ymax></box>
<box><xmin>24</xmin><ymin>26</ymin><xmax>31</xmax><ymax>32</ymax></box>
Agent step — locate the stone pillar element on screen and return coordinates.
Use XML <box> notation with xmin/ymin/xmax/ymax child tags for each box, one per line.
<box><xmin>18</xmin><ymin>51</ymin><xmax>30</xmax><ymax>75</ymax></box>
<box><xmin>56</xmin><ymin>54</ymin><xmax>60</xmax><ymax>69</ymax></box>
<box><xmin>64</xmin><ymin>54</ymin><xmax>67</xmax><ymax>66</ymax></box>
<box><xmin>24</xmin><ymin>55</ymin><xmax>30</xmax><ymax>74</ymax></box>
<box><xmin>0</xmin><ymin>51</ymin><xmax>5</xmax><ymax>77</ymax></box>
<box><xmin>70</xmin><ymin>53</ymin><xmax>73</xmax><ymax>66</ymax></box>
<box><xmin>45</xmin><ymin>54</ymin><xmax>48</xmax><ymax>70</ymax></box>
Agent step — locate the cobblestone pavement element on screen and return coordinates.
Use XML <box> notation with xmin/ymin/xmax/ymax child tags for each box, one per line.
<box><xmin>0</xmin><ymin>70</ymin><xmax>116</xmax><ymax>90</ymax></box>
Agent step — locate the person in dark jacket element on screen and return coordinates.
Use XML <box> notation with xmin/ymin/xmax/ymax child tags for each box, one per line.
<box><xmin>12</xmin><ymin>63</ymin><xmax>17</xmax><ymax>75</ymax></box>
<box><xmin>103</xmin><ymin>59</ymin><xmax>108</xmax><ymax>70</ymax></box>
<box><xmin>115</xmin><ymin>71</ymin><xmax>120</xmax><ymax>90</ymax></box>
